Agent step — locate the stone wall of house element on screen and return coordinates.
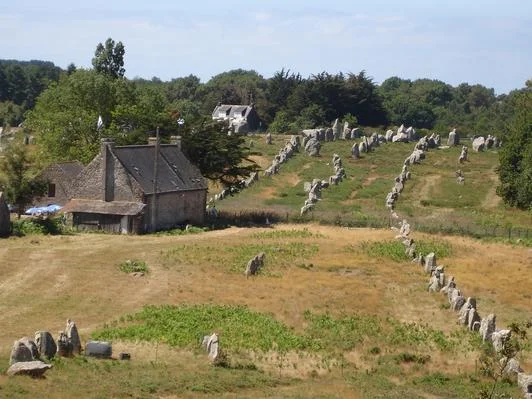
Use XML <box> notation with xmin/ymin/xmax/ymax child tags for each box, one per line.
<box><xmin>143</xmin><ymin>189</ymin><xmax>206</xmax><ymax>231</ymax></box>
<box><xmin>70</xmin><ymin>154</ymin><xmax>141</xmax><ymax>202</ymax></box>
<box><xmin>36</xmin><ymin>166</ymin><xmax>72</xmax><ymax>206</ymax></box>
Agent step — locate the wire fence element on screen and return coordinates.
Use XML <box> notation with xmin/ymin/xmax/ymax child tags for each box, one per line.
<box><xmin>212</xmin><ymin>209</ymin><xmax>530</xmax><ymax>243</ymax></box>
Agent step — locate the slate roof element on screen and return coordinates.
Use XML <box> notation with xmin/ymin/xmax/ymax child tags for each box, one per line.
<box><xmin>55</xmin><ymin>161</ymin><xmax>83</xmax><ymax>178</ymax></box>
<box><xmin>112</xmin><ymin>144</ymin><xmax>207</xmax><ymax>195</ymax></box>
<box><xmin>61</xmin><ymin>199</ymin><xmax>146</xmax><ymax>215</ymax></box>
<box><xmin>212</xmin><ymin>104</ymin><xmax>253</xmax><ymax>119</ymax></box>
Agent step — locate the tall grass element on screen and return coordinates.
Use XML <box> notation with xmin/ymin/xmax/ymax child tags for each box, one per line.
<box><xmin>355</xmin><ymin>239</ymin><xmax>453</xmax><ymax>262</ymax></box>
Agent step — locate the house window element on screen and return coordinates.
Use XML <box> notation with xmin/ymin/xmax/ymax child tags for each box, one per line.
<box><xmin>48</xmin><ymin>183</ymin><xmax>56</xmax><ymax>197</ymax></box>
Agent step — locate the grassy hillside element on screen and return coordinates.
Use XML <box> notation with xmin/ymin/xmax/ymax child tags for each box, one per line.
<box><xmin>0</xmin><ymin>225</ymin><xmax>530</xmax><ymax>398</ymax></box>
<box><xmin>216</xmin><ymin>134</ymin><xmax>531</xmax><ymax>239</ymax></box>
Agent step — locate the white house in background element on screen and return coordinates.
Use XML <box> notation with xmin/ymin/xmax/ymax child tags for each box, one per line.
<box><xmin>211</xmin><ymin>103</ymin><xmax>261</xmax><ymax>134</ymax></box>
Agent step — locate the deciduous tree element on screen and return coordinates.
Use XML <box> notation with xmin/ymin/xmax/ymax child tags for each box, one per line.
<box><xmin>92</xmin><ymin>38</ymin><xmax>126</xmax><ymax>79</ymax></box>
<box><xmin>0</xmin><ymin>140</ymin><xmax>46</xmax><ymax>218</ymax></box>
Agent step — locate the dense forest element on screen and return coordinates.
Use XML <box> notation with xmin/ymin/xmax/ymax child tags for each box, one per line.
<box><xmin>0</xmin><ymin>58</ymin><xmax>527</xmax><ymax>137</ymax></box>
<box><xmin>0</xmin><ymin>60</ymin><xmax>63</xmax><ymax>127</ymax></box>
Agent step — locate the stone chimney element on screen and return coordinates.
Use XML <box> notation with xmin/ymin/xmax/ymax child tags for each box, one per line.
<box><xmin>170</xmin><ymin>135</ymin><xmax>182</xmax><ymax>150</ymax></box>
<box><xmin>100</xmin><ymin>138</ymin><xmax>115</xmax><ymax>202</ymax></box>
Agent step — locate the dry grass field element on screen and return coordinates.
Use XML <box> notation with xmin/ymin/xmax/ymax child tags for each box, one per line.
<box><xmin>0</xmin><ymin>224</ymin><xmax>530</xmax><ymax>398</ymax></box>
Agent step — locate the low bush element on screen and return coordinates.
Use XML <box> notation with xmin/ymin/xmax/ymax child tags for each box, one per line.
<box><xmin>118</xmin><ymin>259</ymin><xmax>149</xmax><ymax>274</ymax></box>
<box><xmin>11</xmin><ymin>217</ymin><xmax>64</xmax><ymax>235</ymax></box>
<box><xmin>357</xmin><ymin>238</ymin><xmax>453</xmax><ymax>262</ymax></box>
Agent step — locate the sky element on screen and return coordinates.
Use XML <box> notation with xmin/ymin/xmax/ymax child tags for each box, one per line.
<box><xmin>1</xmin><ymin>0</ymin><xmax>531</xmax><ymax>94</ymax></box>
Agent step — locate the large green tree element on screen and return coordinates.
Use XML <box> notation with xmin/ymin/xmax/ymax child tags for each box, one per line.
<box><xmin>92</xmin><ymin>38</ymin><xmax>126</xmax><ymax>79</ymax></box>
<box><xmin>496</xmin><ymin>82</ymin><xmax>532</xmax><ymax>209</ymax></box>
<box><xmin>180</xmin><ymin>120</ymin><xmax>258</xmax><ymax>186</ymax></box>
<box><xmin>25</xmin><ymin>69</ymin><xmax>136</xmax><ymax>163</ymax></box>
<box><xmin>0</xmin><ymin>140</ymin><xmax>46</xmax><ymax>218</ymax></box>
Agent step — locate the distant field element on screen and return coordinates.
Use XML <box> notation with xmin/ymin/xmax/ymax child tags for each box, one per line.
<box><xmin>216</xmin><ymin>134</ymin><xmax>531</xmax><ymax>239</ymax></box>
<box><xmin>0</xmin><ymin>225</ymin><xmax>530</xmax><ymax>398</ymax></box>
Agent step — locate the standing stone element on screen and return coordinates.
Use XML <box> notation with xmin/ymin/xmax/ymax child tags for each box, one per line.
<box><xmin>265</xmin><ymin>132</ymin><xmax>272</xmax><ymax>145</ymax></box>
<box><xmin>203</xmin><ymin>332</ymin><xmax>219</xmax><ymax>362</ymax></box>
<box><xmin>85</xmin><ymin>341</ymin><xmax>113</xmax><ymax>358</ymax></box>
<box><xmin>485</xmin><ymin>135</ymin><xmax>495</xmax><ymax>149</ymax></box>
<box><xmin>245</xmin><ymin>257</ymin><xmax>259</xmax><ymax>276</ymax></box>
<box><xmin>458</xmin><ymin>297</ymin><xmax>476</xmax><ymax>325</ymax></box>
<box><xmin>441</xmin><ymin>276</ymin><xmax>455</xmax><ymax>294</ymax></box>
<box><xmin>423</xmin><ymin>252</ymin><xmax>436</xmax><ymax>274</ymax></box>
<box><xmin>459</xmin><ymin>146</ymin><xmax>468</xmax><ymax>163</ymax></box>
<box><xmin>451</xmin><ymin>294</ymin><xmax>465</xmax><ymax>312</ymax></box>
<box><xmin>385</xmin><ymin>129</ymin><xmax>395</xmax><ymax>142</ymax></box>
<box><xmin>351</xmin><ymin>143</ymin><xmax>360</xmax><ymax>159</ymax></box>
<box><xmin>517</xmin><ymin>373</ymin><xmax>532</xmax><ymax>399</ymax></box>
<box><xmin>447</xmin><ymin>128</ymin><xmax>459</xmax><ymax>146</ymax></box>
<box><xmin>479</xmin><ymin>314</ymin><xmax>496</xmax><ymax>342</ymax></box>
<box><xmin>10</xmin><ymin>339</ymin><xmax>38</xmax><ymax>365</ymax></box>
<box><xmin>467</xmin><ymin>308</ymin><xmax>481</xmax><ymax>331</ymax></box>
<box><xmin>0</xmin><ymin>191</ymin><xmax>10</xmax><ymax>237</ymax></box>
<box><xmin>491</xmin><ymin>329</ymin><xmax>511</xmax><ymax>353</ymax></box>
<box><xmin>304</xmin><ymin>138</ymin><xmax>321</xmax><ymax>156</ymax></box>
<box><xmin>501</xmin><ymin>357</ymin><xmax>523</xmax><ymax>376</ymax></box>
<box><xmin>34</xmin><ymin>331</ymin><xmax>57</xmax><ymax>359</ymax></box>
<box><xmin>342</xmin><ymin>122</ymin><xmax>350</xmax><ymax>139</ymax></box>
<box><xmin>351</xmin><ymin>127</ymin><xmax>361</xmax><ymax>139</ymax></box>
<box><xmin>447</xmin><ymin>286</ymin><xmax>459</xmax><ymax>304</ymax></box>
<box><xmin>332</xmin><ymin>118</ymin><xmax>341</xmax><ymax>140</ymax></box>
<box><xmin>406</xmin><ymin>126</ymin><xmax>416</xmax><ymax>141</ymax></box>
<box><xmin>325</xmin><ymin>128</ymin><xmax>334</xmax><ymax>142</ymax></box>
<box><xmin>56</xmin><ymin>331</ymin><xmax>73</xmax><ymax>357</ymax></box>
<box><xmin>358</xmin><ymin>141</ymin><xmax>367</xmax><ymax>153</ymax></box>
<box><xmin>472</xmin><ymin>136</ymin><xmax>485</xmax><ymax>152</ymax></box>
<box><xmin>65</xmin><ymin>319</ymin><xmax>81</xmax><ymax>355</ymax></box>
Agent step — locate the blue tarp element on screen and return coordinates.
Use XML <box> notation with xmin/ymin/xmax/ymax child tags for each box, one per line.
<box><xmin>25</xmin><ymin>205</ymin><xmax>62</xmax><ymax>215</ymax></box>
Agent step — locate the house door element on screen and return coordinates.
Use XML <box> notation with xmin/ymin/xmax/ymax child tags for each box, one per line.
<box><xmin>120</xmin><ymin>216</ymin><xmax>130</xmax><ymax>234</ymax></box>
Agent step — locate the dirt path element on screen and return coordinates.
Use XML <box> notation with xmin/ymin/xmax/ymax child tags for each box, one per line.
<box><xmin>481</xmin><ymin>166</ymin><xmax>502</xmax><ymax>208</ymax></box>
<box><xmin>417</xmin><ymin>174</ymin><xmax>440</xmax><ymax>204</ymax></box>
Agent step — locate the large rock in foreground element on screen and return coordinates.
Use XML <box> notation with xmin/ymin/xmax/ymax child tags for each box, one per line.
<box><xmin>7</xmin><ymin>361</ymin><xmax>52</xmax><ymax>377</ymax></box>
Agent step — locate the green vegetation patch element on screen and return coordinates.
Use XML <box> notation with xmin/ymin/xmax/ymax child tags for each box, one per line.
<box><xmin>250</xmin><ymin>228</ymin><xmax>326</xmax><ymax>239</ymax></box>
<box><xmin>11</xmin><ymin>217</ymin><xmax>64</xmax><ymax>235</ymax></box>
<box><xmin>93</xmin><ymin>304</ymin><xmax>309</xmax><ymax>352</ymax></box>
<box><xmin>94</xmin><ymin>306</ymin><xmax>461</xmax><ymax>355</ymax></box>
<box><xmin>156</xmin><ymin>226</ymin><xmax>209</xmax><ymax>236</ymax></box>
<box><xmin>354</xmin><ymin>238</ymin><xmax>453</xmax><ymax>262</ymax></box>
<box><xmin>161</xmin><ymin>242</ymin><xmax>319</xmax><ymax>274</ymax></box>
<box><xmin>118</xmin><ymin>259</ymin><xmax>149</xmax><ymax>274</ymax></box>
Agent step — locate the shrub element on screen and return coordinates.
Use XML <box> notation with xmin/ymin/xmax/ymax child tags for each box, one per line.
<box><xmin>118</xmin><ymin>260</ymin><xmax>149</xmax><ymax>274</ymax></box>
<box><xmin>11</xmin><ymin>217</ymin><xmax>64</xmax><ymax>235</ymax></box>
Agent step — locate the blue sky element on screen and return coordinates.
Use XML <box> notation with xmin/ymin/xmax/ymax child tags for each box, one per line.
<box><xmin>1</xmin><ymin>0</ymin><xmax>530</xmax><ymax>94</ymax></box>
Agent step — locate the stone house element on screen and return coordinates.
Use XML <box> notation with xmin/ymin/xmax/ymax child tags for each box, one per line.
<box><xmin>211</xmin><ymin>103</ymin><xmax>261</xmax><ymax>134</ymax></box>
<box><xmin>35</xmin><ymin>161</ymin><xmax>84</xmax><ymax>206</ymax></box>
<box><xmin>62</xmin><ymin>136</ymin><xmax>207</xmax><ymax>234</ymax></box>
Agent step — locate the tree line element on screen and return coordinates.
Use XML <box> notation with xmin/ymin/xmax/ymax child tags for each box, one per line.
<box><xmin>0</xmin><ymin>60</ymin><xmax>63</xmax><ymax>127</ymax></box>
<box><xmin>1</xmin><ymin>57</ymin><xmax>527</xmax><ymax>136</ymax></box>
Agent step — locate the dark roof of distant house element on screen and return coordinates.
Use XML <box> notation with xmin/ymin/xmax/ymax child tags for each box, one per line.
<box><xmin>112</xmin><ymin>144</ymin><xmax>207</xmax><ymax>194</ymax></box>
<box><xmin>62</xmin><ymin>199</ymin><xmax>146</xmax><ymax>215</ymax></box>
<box><xmin>212</xmin><ymin>104</ymin><xmax>254</xmax><ymax>119</ymax></box>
